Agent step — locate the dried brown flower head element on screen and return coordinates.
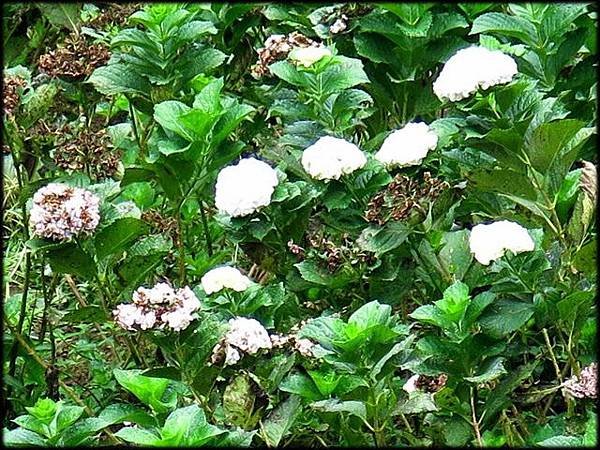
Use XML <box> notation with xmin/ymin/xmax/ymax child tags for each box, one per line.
<box><xmin>251</xmin><ymin>32</ymin><xmax>319</xmax><ymax>78</ymax></box>
<box><xmin>53</xmin><ymin>127</ymin><xmax>121</xmax><ymax>180</ymax></box>
<box><xmin>3</xmin><ymin>76</ymin><xmax>27</xmax><ymax>116</ymax></box>
<box><xmin>365</xmin><ymin>172</ymin><xmax>449</xmax><ymax>225</ymax></box>
<box><xmin>142</xmin><ymin>209</ymin><xmax>180</xmax><ymax>246</ymax></box>
<box><xmin>87</xmin><ymin>3</ymin><xmax>141</xmax><ymax>30</ymax></box>
<box><xmin>38</xmin><ymin>34</ymin><xmax>110</xmax><ymax>80</ymax></box>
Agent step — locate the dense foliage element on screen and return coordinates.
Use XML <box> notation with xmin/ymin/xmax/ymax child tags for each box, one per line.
<box><xmin>2</xmin><ymin>2</ymin><xmax>597</xmax><ymax>447</ymax></box>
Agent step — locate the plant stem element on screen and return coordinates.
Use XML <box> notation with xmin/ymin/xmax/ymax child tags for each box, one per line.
<box><xmin>470</xmin><ymin>387</ymin><xmax>483</xmax><ymax>447</ymax></box>
<box><xmin>199</xmin><ymin>200</ymin><xmax>213</xmax><ymax>257</ymax></box>
<box><xmin>542</xmin><ymin>328</ymin><xmax>563</xmax><ymax>383</ymax></box>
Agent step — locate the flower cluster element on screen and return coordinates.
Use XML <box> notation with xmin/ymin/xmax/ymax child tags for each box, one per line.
<box><xmin>433</xmin><ymin>46</ymin><xmax>518</xmax><ymax>102</ymax></box>
<box><xmin>201</xmin><ymin>266</ymin><xmax>253</xmax><ymax>295</ymax></box>
<box><xmin>38</xmin><ymin>34</ymin><xmax>110</xmax><ymax>80</ymax></box>
<box><xmin>270</xmin><ymin>333</ymin><xmax>316</xmax><ymax>357</ymax></box>
<box><xmin>3</xmin><ymin>75</ymin><xmax>27</xmax><ymax>117</ymax></box>
<box><xmin>251</xmin><ymin>32</ymin><xmax>317</xmax><ymax>78</ymax></box>
<box><xmin>563</xmin><ymin>363</ymin><xmax>597</xmax><ymax>399</ymax></box>
<box><xmin>215</xmin><ymin>157</ymin><xmax>279</xmax><ymax>217</ymax></box>
<box><xmin>365</xmin><ymin>172</ymin><xmax>448</xmax><ymax>225</ymax></box>
<box><xmin>375</xmin><ymin>122</ymin><xmax>438</xmax><ymax>168</ymax></box>
<box><xmin>301</xmin><ymin>136</ymin><xmax>367</xmax><ymax>181</ymax></box>
<box><xmin>113</xmin><ymin>282</ymin><xmax>201</xmax><ymax>332</ymax></box>
<box><xmin>403</xmin><ymin>373</ymin><xmax>448</xmax><ymax>394</ymax></box>
<box><xmin>29</xmin><ymin>183</ymin><xmax>100</xmax><ymax>241</ymax></box>
<box><xmin>53</xmin><ymin>127</ymin><xmax>121</xmax><ymax>180</ymax></box>
<box><xmin>469</xmin><ymin>220</ymin><xmax>535</xmax><ymax>265</ymax></box>
<box><xmin>211</xmin><ymin>317</ymin><xmax>273</xmax><ymax>366</ymax></box>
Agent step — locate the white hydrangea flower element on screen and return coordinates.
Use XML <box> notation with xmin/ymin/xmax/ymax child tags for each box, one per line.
<box><xmin>29</xmin><ymin>183</ymin><xmax>100</xmax><ymax>241</ymax></box>
<box><xmin>201</xmin><ymin>266</ymin><xmax>253</xmax><ymax>295</ymax></box>
<box><xmin>226</xmin><ymin>317</ymin><xmax>272</xmax><ymax>355</ymax></box>
<box><xmin>469</xmin><ymin>220</ymin><xmax>535</xmax><ymax>265</ymax></box>
<box><xmin>301</xmin><ymin>136</ymin><xmax>367</xmax><ymax>180</ymax></box>
<box><xmin>211</xmin><ymin>317</ymin><xmax>272</xmax><ymax>366</ymax></box>
<box><xmin>433</xmin><ymin>46</ymin><xmax>518</xmax><ymax>102</ymax></box>
<box><xmin>113</xmin><ymin>282</ymin><xmax>201</xmax><ymax>332</ymax></box>
<box><xmin>294</xmin><ymin>338</ymin><xmax>315</xmax><ymax>357</ymax></box>
<box><xmin>375</xmin><ymin>122</ymin><xmax>438</xmax><ymax>168</ymax></box>
<box><xmin>289</xmin><ymin>45</ymin><xmax>332</xmax><ymax>67</ymax></box>
<box><xmin>403</xmin><ymin>374</ymin><xmax>420</xmax><ymax>393</ymax></box>
<box><xmin>215</xmin><ymin>157</ymin><xmax>279</xmax><ymax>217</ymax></box>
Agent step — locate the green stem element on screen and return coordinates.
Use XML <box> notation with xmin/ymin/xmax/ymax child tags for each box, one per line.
<box><xmin>199</xmin><ymin>201</ymin><xmax>213</xmax><ymax>257</ymax></box>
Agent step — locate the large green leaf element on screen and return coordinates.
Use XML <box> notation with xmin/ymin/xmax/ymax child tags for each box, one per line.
<box><xmin>260</xmin><ymin>395</ymin><xmax>301</xmax><ymax>447</ymax></box>
<box><xmin>46</xmin><ymin>243</ymin><xmax>97</xmax><ymax>279</ymax></box>
<box><xmin>113</xmin><ymin>369</ymin><xmax>178</xmax><ymax>414</ymax></box>
<box><xmin>94</xmin><ymin>217</ymin><xmax>149</xmax><ymax>260</ymax></box>
<box><xmin>357</xmin><ymin>222</ymin><xmax>411</xmax><ymax>256</ymax></box>
<box><xmin>89</xmin><ymin>64</ymin><xmax>152</xmax><ymax>97</ymax></box>
<box><xmin>160</xmin><ymin>405</ymin><xmax>224</xmax><ymax>446</ymax></box>
<box><xmin>470</xmin><ymin>12</ymin><xmax>538</xmax><ymax>46</ymax></box>
<box><xmin>478</xmin><ymin>299</ymin><xmax>534</xmax><ymax>338</ymax></box>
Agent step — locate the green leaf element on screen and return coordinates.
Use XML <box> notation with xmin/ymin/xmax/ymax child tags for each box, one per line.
<box><xmin>88</xmin><ymin>64</ymin><xmax>152</xmax><ymax>97</ymax></box>
<box><xmin>114</xmin><ymin>427</ymin><xmax>161</xmax><ymax>446</ymax></box>
<box><xmin>524</xmin><ymin>119</ymin><xmax>585</xmax><ymax>178</ymax></box>
<box><xmin>465</xmin><ymin>357</ymin><xmax>507</xmax><ymax>383</ymax></box>
<box><xmin>2</xmin><ymin>427</ymin><xmax>48</xmax><ymax>446</ymax></box>
<box><xmin>294</xmin><ymin>260</ymin><xmax>354</xmax><ymax>288</ymax></box>
<box><xmin>94</xmin><ymin>217</ymin><xmax>148</xmax><ymax>260</ymax></box>
<box><xmin>223</xmin><ymin>374</ymin><xmax>259</xmax><ymax>429</ymax></box>
<box><xmin>435</xmin><ymin>281</ymin><xmax>470</xmax><ymax>323</ymax></box>
<box><xmin>357</xmin><ymin>222</ymin><xmax>411</xmax><ymax>257</ymax></box>
<box><xmin>311</xmin><ymin>399</ymin><xmax>367</xmax><ymax>421</ymax></box>
<box><xmin>55</xmin><ymin>406</ymin><xmax>84</xmax><ymax>433</ymax></box>
<box><xmin>478</xmin><ymin>299</ymin><xmax>534</xmax><ymax>338</ymax></box>
<box><xmin>470</xmin><ymin>12</ymin><xmax>538</xmax><ymax>46</ymax></box>
<box><xmin>113</xmin><ymin>369</ymin><xmax>178</xmax><ymax>414</ymax></box>
<box><xmin>567</xmin><ymin>193</ymin><xmax>594</xmax><ymax>244</ymax></box>
<box><xmin>537</xmin><ymin>435</ymin><xmax>583</xmax><ymax>447</ymax></box>
<box><xmin>279</xmin><ymin>373</ymin><xmax>322</xmax><ymax>401</ymax></box>
<box><xmin>45</xmin><ymin>244</ymin><xmax>97</xmax><ymax>279</ymax></box>
<box><xmin>395</xmin><ymin>391</ymin><xmax>437</xmax><ymax>414</ymax></box>
<box><xmin>153</xmin><ymin>101</ymin><xmax>194</xmax><ymax>141</ymax></box>
<box><xmin>160</xmin><ymin>405</ymin><xmax>225</xmax><ymax>446</ymax></box>
<box><xmin>269</xmin><ymin>61</ymin><xmax>308</xmax><ymax>87</ymax></box>
<box><xmin>36</xmin><ymin>3</ymin><xmax>82</xmax><ymax>32</ymax></box>
<box><xmin>260</xmin><ymin>395</ymin><xmax>301</xmax><ymax>447</ymax></box>
<box><xmin>469</xmin><ymin>168</ymin><xmax>537</xmax><ymax>201</ymax></box>
<box><xmin>348</xmin><ymin>301</ymin><xmax>392</xmax><ymax>331</ymax></box>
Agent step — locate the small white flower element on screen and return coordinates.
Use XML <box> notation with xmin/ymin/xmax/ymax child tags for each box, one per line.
<box><xmin>294</xmin><ymin>338</ymin><xmax>315</xmax><ymax>357</ymax></box>
<box><xmin>226</xmin><ymin>317</ymin><xmax>272</xmax><ymax>355</ymax></box>
<box><xmin>113</xmin><ymin>304</ymin><xmax>143</xmax><ymax>331</ymax></box>
<box><xmin>469</xmin><ymin>220</ymin><xmax>535</xmax><ymax>265</ymax></box>
<box><xmin>433</xmin><ymin>46</ymin><xmax>518</xmax><ymax>102</ymax></box>
<box><xmin>289</xmin><ymin>45</ymin><xmax>332</xmax><ymax>67</ymax></box>
<box><xmin>301</xmin><ymin>136</ymin><xmax>367</xmax><ymax>180</ymax></box>
<box><xmin>215</xmin><ymin>158</ymin><xmax>279</xmax><ymax>217</ymax></box>
<box><xmin>201</xmin><ymin>266</ymin><xmax>253</xmax><ymax>295</ymax></box>
<box><xmin>29</xmin><ymin>183</ymin><xmax>100</xmax><ymax>241</ymax></box>
<box><xmin>375</xmin><ymin>122</ymin><xmax>438</xmax><ymax>168</ymax></box>
<box><xmin>403</xmin><ymin>374</ymin><xmax>420</xmax><ymax>393</ymax></box>
<box><xmin>137</xmin><ymin>311</ymin><xmax>157</xmax><ymax>330</ymax></box>
<box><xmin>161</xmin><ymin>308</ymin><xmax>195</xmax><ymax>332</ymax></box>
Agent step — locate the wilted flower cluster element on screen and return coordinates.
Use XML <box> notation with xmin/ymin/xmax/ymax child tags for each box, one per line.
<box><xmin>113</xmin><ymin>283</ymin><xmax>201</xmax><ymax>332</ymax></box>
<box><xmin>87</xmin><ymin>3</ymin><xmax>142</xmax><ymax>30</ymax></box>
<box><xmin>301</xmin><ymin>136</ymin><xmax>367</xmax><ymax>181</ymax></box>
<box><xmin>141</xmin><ymin>209</ymin><xmax>180</xmax><ymax>246</ymax></box>
<box><xmin>469</xmin><ymin>220</ymin><xmax>535</xmax><ymax>265</ymax></box>
<box><xmin>329</xmin><ymin>15</ymin><xmax>348</xmax><ymax>34</ymax></box>
<box><xmin>53</xmin><ymin>127</ymin><xmax>121</xmax><ymax>180</ymax></box>
<box><xmin>270</xmin><ymin>333</ymin><xmax>316</xmax><ymax>357</ymax></box>
<box><xmin>365</xmin><ymin>172</ymin><xmax>449</xmax><ymax>225</ymax></box>
<box><xmin>215</xmin><ymin>157</ymin><xmax>279</xmax><ymax>217</ymax></box>
<box><xmin>433</xmin><ymin>46</ymin><xmax>518</xmax><ymax>102</ymax></box>
<box><xmin>563</xmin><ymin>363</ymin><xmax>597</xmax><ymax>399</ymax></box>
<box><xmin>29</xmin><ymin>183</ymin><xmax>100</xmax><ymax>241</ymax></box>
<box><xmin>3</xmin><ymin>75</ymin><xmax>27</xmax><ymax>117</ymax></box>
<box><xmin>201</xmin><ymin>266</ymin><xmax>253</xmax><ymax>295</ymax></box>
<box><xmin>251</xmin><ymin>32</ymin><xmax>317</xmax><ymax>78</ymax></box>
<box><xmin>403</xmin><ymin>373</ymin><xmax>448</xmax><ymax>393</ymax></box>
<box><xmin>375</xmin><ymin>122</ymin><xmax>438</xmax><ymax>168</ymax></box>
<box><xmin>211</xmin><ymin>317</ymin><xmax>273</xmax><ymax>366</ymax></box>
<box><xmin>38</xmin><ymin>34</ymin><xmax>110</xmax><ymax>80</ymax></box>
